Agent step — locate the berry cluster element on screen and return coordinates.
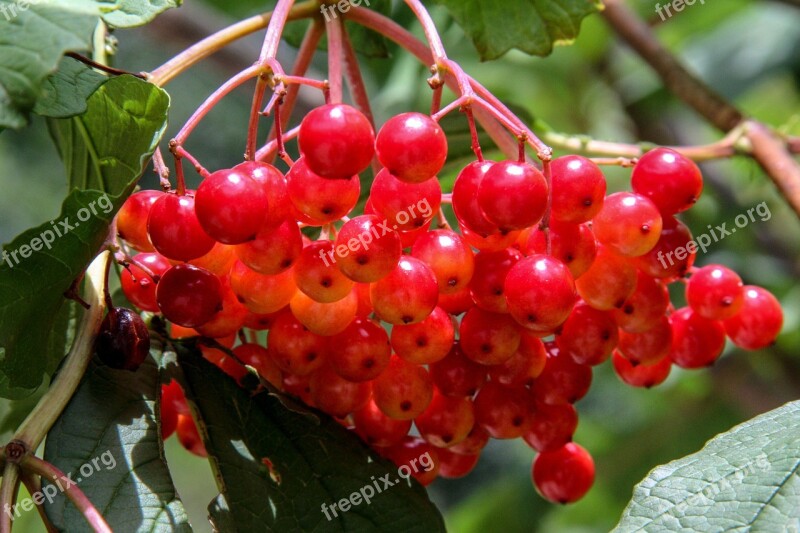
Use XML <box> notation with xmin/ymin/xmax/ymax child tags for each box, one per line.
<box><xmin>116</xmin><ymin>103</ymin><xmax>782</xmax><ymax>504</ymax></box>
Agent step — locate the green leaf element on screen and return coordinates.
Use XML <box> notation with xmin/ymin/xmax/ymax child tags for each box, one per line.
<box><xmin>614</xmin><ymin>400</ymin><xmax>800</xmax><ymax>532</ymax></box>
<box><xmin>43</xmin><ymin>352</ymin><xmax>191</xmax><ymax>532</ymax></box>
<box><xmin>0</xmin><ymin>76</ymin><xmax>169</xmax><ymax>398</ymax></box>
<box><xmin>179</xmin><ymin>350</ymin><xmax>446</xmax><ymax>532</ymax></box>
<box><xmin>434</xmin><ymin>0</ymin><xmax>603</xmax><ymax>60</ymax></box>
<box><xmin>99</xmin><ymin>0</ymin><xmax>182</xmax><ymax>29</ymax></box>
<box><xmin>34</xmin><ymin>58</ymin><xmax>108</xmax><ymax>119</ymax></box>
<box><xmin>0</xmin><ymin>0</ymin><xmax>100</xmax><ymax>129</ymax></box>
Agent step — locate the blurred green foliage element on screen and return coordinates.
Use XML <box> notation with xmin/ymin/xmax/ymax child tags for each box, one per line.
<box><xmin>1</xmin><ymin>1</ymin><xmax>798</xmax><ymax>532</ymax></box>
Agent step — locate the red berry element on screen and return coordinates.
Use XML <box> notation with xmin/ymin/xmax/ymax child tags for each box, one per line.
<box><xmin>372</xmin><ymin>355</ymin><xmax>434</xmax><ymax>420</ymax></box>
<box><xmin>286</xmin><ymin>157</ymin><xmax>360</xmax><ymax>225</ymax></box>
<box><xmin>723</xmin><ymin>286</ymin><xmax>783</xmax><ymax>350</ymax></box>
<box><xmin>353</xmin><ymin>398</ymin><xmax>411</xmax><ymax>447</ymax></box>
<box><xmin>612</xmin><ymin>350</ymin><xmax>672</xmax><ymax>388</ymax></box>
<box><xmin>329</xmin><ymin>317</ymin><xmax>391</xmax><ymax>381</ymax></box>
<box><xmin>156</xmin><ymin>264</ymin><xmax>222</xmax><ymax>328</ymax></box>
<box><xmin>452</xmin><ymin>160</ymin><xmax>498</xmax><ymax>235</ymax></box>
<box><xmin>382</xmin><ymin>436</ymin><xmax>440</xmax><ymax>486</ymax></box>
<box><xmin>473</xmin><ymin>382</ymin><xmax>529</xmax><ymax>439</ymax></box>
<box><xmin>309</xmin><ymin>363</ymin><xmax>371</xmax><ymax>418</ymax></box>
<box><xmin>120</xmin><ymin>252</ymin><xmax>171</xmax><ymax>312</ymax></box>
<box><xmin>391</xmin><ymin>306</ymin><xmax>455</xmax><ymax>365</ymax></box>
<box><xmin>298</xmin><ymin>103</ymin><xmax>375</xmax><ymax>180</ymax></box>
<box><xmin>617</xmin><ymin>314</ymin><xmax>673</xmax><ymax>366</ymax></box>
<box><xmin>550</xmin><ymin>155</ymin><xmax>606</xmax><ymax>223</ymax></box>
<box><xmin>267</xmin><ymin>310</ymin><xmax>328</xmax><ymax>376</ymax></box>
<box><xmin>686</xmin><ymin>264</ymin><xmax>744</xmax><ymax>320</ymax></box>
<box><xmin>233</xmin><ymin>161</ymin><xmax>290</xmax><ymax>228</ymax></box>
<box><xmin>556</xmin><ymin>302</ymin><xmax>618</xmax><ymax>366</ymax></box>
<box><xmin>531</xmin><ymin>346</ymin><xmax>592</xmax><ymax>405</ymax></box>
<box><xmin>632</xmin><ymin>148</ymin><xmax>703</xmax><ymax>215</ymax></box>
<box><xmin>437</xmin><ymin>448</ymin><xmax>480</xmax><ymax>479</ymax></box>
<box><xmin>532</xmin><ymin>442</ymin><xmax>594</xmax><ymax>504</ymax></box>
<box><xmin>235</xmin><ymin>217</ymin><xmax>303</xmax><ymax>275</ymax></box>
<box><xmin>636</xmin><ymin>215</ymin><xmax>695</xmax><ymax>280</ymax></box>
<box><xmin>459</xmin><ymin>307</ymin><xmax>521</xmax><ymax>365</ymax></box>
<box><xmin>194</xmin><ymin>168</ymin><xmax>268</xmax><ymax>244</ymax></box>
<box><xmin>612</xmin><ymin>272</ymin><xmax>670</xmax><ymax>333</ymax></box>
<box><xmin>369</xmin><ymin>255</ymin><xmax>438</xmax><ymax>325</ymax></box>
<box><xmin>369</xmin><ymin>169</ymin><xmax>441</xmax><ymax>231</ymax></box>
<box><xmin>477</xmin><ymin>160</ymin><xmax>548</xmax><ymax>231</ymax></box>
<box><xmin>668</xmin><ymin>307</ymin><xmax>726</xmax><ymax>368</ymax></box>
<box><xmin>333</xmin><ymin>215</ymin><xmax>402</xmax><ymax>283</ymax></box>
<box><xmin>525</xmin><ymin>222</ymin><xmax>597</xmax><ymax>279</ymax></box>
<box><xmin>376</xmin><ymin>112</ymin><xmax>447</xmax><ymax>183</ymax></box>
<box><xmin>147</xmin><ymin>192</ymin><xmax>215</xmax><ymax>261</ymax></box>
<box><xmin>430</xmin><ymin>342</ymin><xmax>487</xmax><ymax>398</ymax></box>
<box><xmin>117</xmin><ymin>190</ymin><xmax>162</xmax><ymax>252</ymax></box>
<box><xmin>411</xmin><ymin>229</ymin><xmax>474</xmax><ymax>294</ymax></box>
<box><xmin>415</xmin><ymin>388</ymin><xmax>475</xmax><ymax>447</ymax></box>
<box><xmin>593</xmin><ymin>192</ymin><xmax>662</xmax><ymax>257</ymax></box>
<box><xmin>176</xmin><ymin>414</ymin><xmax>207</xmax><ymax>457</ymax></box>
<box><xmin>576</xmin><ymin>245</ymin><xmax>637</xmax><ymax>311</ymax></box>
<box><xmin>524</xmin><ymin>402</ymin><xmax>578</xmax><ymax>452</ymax></box>
<box><xmin>505</xmin><ymin>255</ymin><xmax>576</xmax><ymax>332</ymax></box>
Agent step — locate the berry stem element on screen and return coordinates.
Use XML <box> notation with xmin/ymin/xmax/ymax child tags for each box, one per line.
<box><xmin>20</xmin><ymin>455</ymin><xmax>112</xmax><ymax>533</ymax></box>
<box><xmin>463</xmin><ymin>105</ymin><xmax>484</xmax><ymax>162</ymax></box>
<box><xmin>149</xmin><ymin>1</ymin><xmax>319</xmax><ymax>86</ymax></box>
<box><xmin>19</xmin><ymin>471</ymin><xmax>58</xmax><ymax>533</ymax></box>
<box><xmin>541</xmin><ymin>158</ymin><xmax>553</xmax><ymax>255</ymax></box>
<box><xmin>173</xmin><ymin>65</ymin><xmax>262</xmax><ymax>146</ymax></box>
<box><xmin>245</xmin><ymin>74</ymin><xmax>270</xmax><ymax>161</ymax></box>
<box><xmin>402</xmin><ymin>0</ymin><xmax>448</xmax><ymax>61</ymax></box>
<box><xmin>325</xmin><ymin>16</ymin><xmax>346</xmax><ymax>104</ymax></box>
<box><xmin>342</xmin><ymin>26</ymin><xmax>375</xmax><ymax>128</ymax></box>
<box><xmin>258</xmin><ymin>0</ymin><xmax>297</xmax><ymax>64</ymax></box>
<box><xmin>590</xmin><ymin>157</ymin><xmax>638</xmax><ymax>167</ymax></box>
<box><xmin>256</xmin><ymin>125</ymin><xmax>300</xmax><ymax>161</ymax></box>
<box><xmin>265</xmin><ymin>20</ymin><xmax>326</xmax><ymax>162</ymax></box>
<box><xmin>174</xmin><ymin>146</ymin><xmax>210</xmax><ymax>179</ymax></box>
<box><xmin>151</xmin><ymin>148</ymin><xmax>171</xmax><ymax>191</ymax></box>
<box><xmin>0</xmin><ymin>461</ymin><xmax>19</xmax><ymax>533</ymax></box>
<box><xmin>14</xmin><ymin>252</ymin><xmax>111</xmax><ymax>452</ymax></box>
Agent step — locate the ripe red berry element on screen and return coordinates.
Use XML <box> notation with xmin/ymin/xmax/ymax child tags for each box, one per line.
<box><xmin>234</xmin><ymin>161</ymin><xmax>290</xmax><ymax>228</ymax></box>
<box><xmin>267</xmin><ymin>310</ymin><xmax>328</xmax><ymax>376</ymax></box>
<box><xmin>117</xmin><ymin>190</ymin><xmax>162</xmax><ymax>252</ymax></box>
<box><xmin>372</xmin><ymin>355</ymin><xmax>434</xmax><ymax>420</ymax></box>
<box><xmin>229</xmin><ymin>260</ymin><xmax>297</xmax><ymax>314</ymax></box>
<box><xmin>353</xmin><ymin>398</ymin><xmax>411</xmax><ymax>447</ymax></box>
<box><xmin>575</xmin><ymin>245</ymin><xmax>637</xmax><ymax>311</ymax></box>
<box><xmin>473</xmin><ymin>382</ymin><xmax>529</xmax><ymax>439</ymax></box>
<box><xmin>723</xmin><ymin>286</ymin><xmax>783</xmax><ymax>350</ymax></box>
<box><xmin>668</xmin><ymin>307</ymin><xmax>726</xmax><ymax>368</ymax></box>
<box><xmin>593</xmin><ymin>192</ymin><xmax>662</xmax><ymax>257</ymax></box>
<box><xmin>329</xmin><ymin>317</ymin><xmax>391</xmax><ymax>381</ymax></box>
<box><xmin>286</xmin><ymin>158</ymin><xmax>360</xmax><ymax>225</ymax></box>
<box><xmin>531</xmin><ymin>346</ymin><xmax>592</xmax><ymax>405</ymax></box>
<box><xmin>176</xmin><ymin>414</ymin><xmax>207</xmax><ymax>457</ymax></box>
<box><xmin>437</xmin><ymin>448</ymin><xmax>480</xmax><ymax>479</ymax></box>
<box><xmin>459</xmin><ymin>307</ymin><xmax>521</xmax><ymax>365</ymax></box>
<box><xmin>556</xmin><ymin>303</ymin><xmax>618</xmax><ymax>366</ymax></box>
<box><xmin>309</xmin><ymin>363</ymin><xmax>371</xmax><ymax>418</ymax></box>
<box><xmin>532</xmin><ymin>442</ymin><xmax>595</xmax><ymax>504</ymax></box>
<box><xmin>298</xmin><ymin>103</ymin><xmax>375</xmax><ymax>180</ymax></box>
<box><xmin>452</xmin><ymin>160</ymin><xmax>498</xmax><ymax>235</ymax></box>
<box><xmin>289</xmin><ymin>289</ymin><xmax>357</xmax><ymax>336</ymax></box>
<box><xmin>147</xmin><ymin>192</ymin><xmax>215</xmax><ymax>261</ymax></box>
<box><xmin>235</xmin><ymin>217</ymin><xmax>303</xmax><ymax>275</ymax></box>
<box><xmin>525</xmin><ymin>222</ymin><xmax>597</xmax><ymax>279</ymax></box>
<box><xmin>430</xmin><ymin>342</ymin><xmax>487</xmax><ymax>398</ymax></box>
<box><xmin>524</xmin><ymin>402</ymin><xmax>578</xmax><ymax>452</ymax></box>
<box><xmin>477</xmin><ymin>160</ymin><xmax>548</xmax><ymax>231</ymax></box>
<box><xmin>636</xmin><ymin>215</ymin><xmax>695</xmax><ymax>280</ymax></box>
<box><xmin>550</xmin><ymin>155</ymin><xmax>606</xmax><ymax>223</ymax></box>
<box><xmin>686</xmin><ymin>264</ymin><xmax>744</xmax><ymax>320</ymax></box>
<box><xmin>194</xmin><ymin>168</ymin><xmax>268</xmax><ymax>244</ymax></box>
<box><xmin>415</xmin><ymin>388</ymin><xmax>475</xmax><ymax>447</ymax></box>
<box><xmin>120</xmin><ymin>252</ymin><xmax>171</xmax><ymax>313</ymax></box>
<box><xmin>505</xmin><ymin>255</ymin><xmax>576</xmax><ymax>332</ymax></box>
<box><xmin>391</xmin><ymin>306</ymin><xmax>455</xmax><ymax>365</ymax></box>
<box><xmin>617</xmin><ymin>314</ymin><xmax>673</xmax><ymax>366</ymax></box>
<box><xmin>333</xmin><ymin>215</ymin><xmax>402</xmax><ymax>283</ymax></box>
<box><xmin>612</xmin><ymin>350</ymin><xmax>672</xmax><ymax>388</ymax></box>
<box><xmin>293</xmin><ymin>241</ymin><xmax>355</xmax><ymax>303</ymax></box>
<box><xmin>411</xmin><ymin>229</ymin><xmax>474</xmax><ymax>294</ymax></box>
<box><xmin>375</xmin><ymin>112</ymin><xmax>448</xmax><ymax>183</ymax></box>
<box><xmin>470</xmin><ymin>248</ymin><xmax>523</xmax><ymax>313</ymax></box>
<box><xmin>631</xmin><ymin>147</ymin><xmax>703</xmax><ymax>215</ymax></box>
<box><xmin>382</xmin><ymin>436</ymin><xmax>440</xmax><ymax>486</ymax></box>
<box><xmin>156</xmin><ymin>264</ymin><xmax>222</xmax><ymax>327</ymax></box>
<box><xmin>369</xmin><ymin>255</ymin><xmax>438</xmax><ymax>325</ymax></box>
<box><xmin>369</xmin><ymin>169</ymin><xmax>441</xmax><ymax>231</ymax></box>
<box><xmin>612</xmin><ymin>272</ymin><xmax>669</xmax><ymax>333</ymax></box>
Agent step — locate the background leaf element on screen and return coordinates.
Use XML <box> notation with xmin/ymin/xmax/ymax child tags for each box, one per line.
<box><xmin>0</xmin><ymin>76</ymin><xmax>169</xmax><ymax>397</ymax></box>
<box><xmin>99</xmin><ymin>0</ymin><xmax>182</xmax><ymax>29</ymax></box>
<box><xmin>43</xmin><ymin>350</ymin><xmax>191</xmax><ymax>532</ymax></box>
<box><xmin>614</xmin><ymin>400</ymin><xmax>800</xmax><ymax>532</ymax></box>
<box><xmin>0</xmin><ymin>0</ymin><xmax>100</xmax><ymax>129</ymax></box>
<box><xmin>178</xmin><ymin>350</ymin><xmax>446</xmax><ymax>533</ymax></box>
<box><xmin>434</xmin><ymin>0</ymin><xmax>603</xmax><ymax>60</ymax></box>
<box><xmin>34</xmin><ymin>58</ymin><xmax>109</xmax><ymax>119</ymax></box>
